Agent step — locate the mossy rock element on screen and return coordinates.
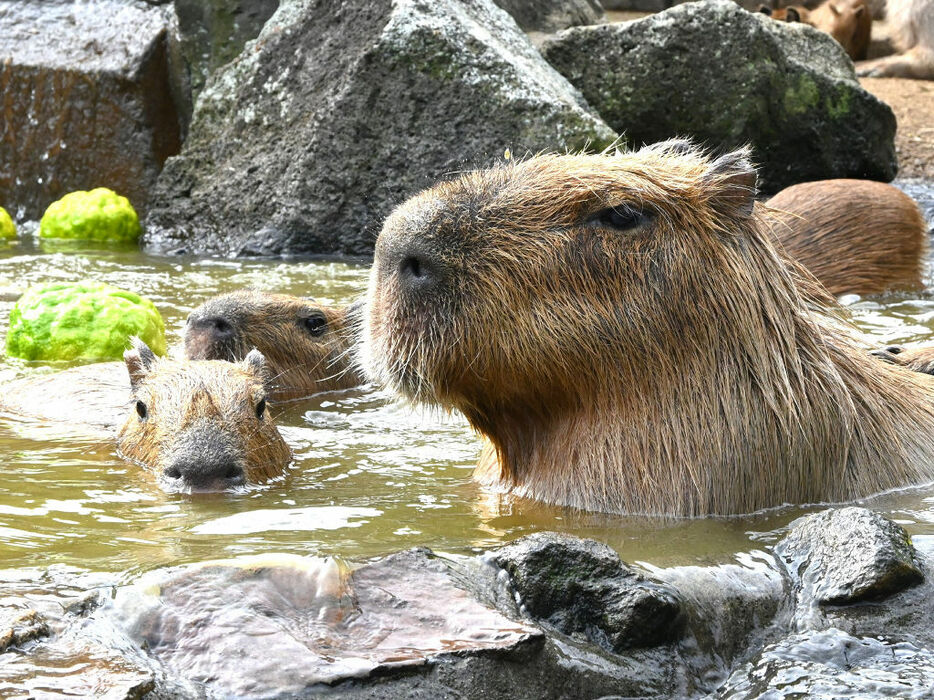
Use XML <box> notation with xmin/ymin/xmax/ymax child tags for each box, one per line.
<box><xmin>6</xmin><ymin>282</ymin><xmax>166</xmax><ymax>362</ymax></box>
<box><xmin>39</xmin><ymin>189</ymin><xmax>141</xmax><ymax>243</ymax></box>
<box><xmin>0</xmin><ymin>207</ymin><xmax>16</xmax><ymax>239</ymax></box>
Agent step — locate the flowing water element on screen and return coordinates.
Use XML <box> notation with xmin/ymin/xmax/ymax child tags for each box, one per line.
<box><xmin>3</xmin><ymin>229</ymin><xmax>934</xmax><ymax>585</ymax></box>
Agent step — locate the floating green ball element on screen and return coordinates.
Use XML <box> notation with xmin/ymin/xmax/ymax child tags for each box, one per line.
<box><xmin>0</xmin><ymin>207</ymin><xmax>15</xmax><ymax>239</ymax></box>
<box><xmin>39</xmin><ymin>188</ymin><xmax>140</xmax><ymax>243</ymax></box>
<box><xmin>6</xmin><ymin>282</ymin><xmax>166</xmax><ymax>362</ymax></box>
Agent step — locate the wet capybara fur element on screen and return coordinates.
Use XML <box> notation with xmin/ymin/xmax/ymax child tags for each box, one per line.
<box><xmin>765</xmin><ymin>179</ymin><xmax>927</xmax><ymax>296</ymax></box>
<box><xmin>184</xmin><ymin>291</ymin><xmax>362</xmax><ymax>401</ymax></box>
<box><xmin>117</xmin><ymin>338</ymin><xmax>292</xmax><ymax>490</ymax></box>
<box><xmin>363</xmin><ymin>141</ymin><xmax>934</xmax><ymax>517</ymax></box>
<box><xmin>872</xmin><ymin>344</ymin><xmax>934</xmax><ymax>374</ymax></box>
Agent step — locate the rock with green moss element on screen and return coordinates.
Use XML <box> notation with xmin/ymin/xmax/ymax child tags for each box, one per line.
<box><xmin>6</xmin><ymin>282</ymin><xmax>166</xmax><ymax>362</ymax></box>
<box><xmin>145</xmin><ymin>0</ymin><xmax>616</xmax><ymax>256</ymax></box>
<box><xmin>541</xmin><ymin>0</ymin><xmax>897</xmax><ymax>192</ymax></box>
<box><xmin>39</xmin><ymin>189</ymin><xmax>141</xmax><ymax>243</ymax></box>
<box><xmin>0</xmin><ymin>207</ymin><xmax>16</xmax><ymax>239</ymax></box>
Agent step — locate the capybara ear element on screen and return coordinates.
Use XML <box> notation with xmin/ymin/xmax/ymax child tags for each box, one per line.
<box><xmin>757</xmin><ymin>4</ymin><xmax>773</xmax><ymax>14</ymax></box>
<box><xmin>124</xmin><ymin>336</ymin><xmax>156</xmax><ymax>389</ymax></box>
<box><xmin>703</xmin><ymin>148</ymin><xmax>758</xmax><ymax>219</ymax></box>
<box><xmin>853</xmin><ymin>4</ymin><xmax>864</xmax><ymax>16</ymax></box>
<box><xmin>243</xmin><ymin>348</ymin><xmax>273</xmax><ymax>392</ymax></box>
<box><xmin>828</xmin><ymin>2</ymin><xmax>841</xmax><ymax>15</ymax></box>
<box><xmin>785</xmin><ymin>6</ymin><xmax>802</xmax><ymax>21</ymax></box>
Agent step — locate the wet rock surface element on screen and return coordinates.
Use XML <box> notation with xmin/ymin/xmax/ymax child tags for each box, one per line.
<box><xmin>143</xmin><ymin>0</ymin><xmax>615</xmax><ymax>257</ymax></box>
<box><xmin>489</xmin><ymin>532</ymin><xmax>684</xmax><ymax>651</ymax></box>
<box><xmin>495</xmin><ymin>0</ymin><xmax>604</xmax><ymax>32</ymax></box>
<box><xmin>0</xmin><ymin>0</ymin><xmax>184</xmax><ymax>219</ymax></box>
<box><xmin>541</xmin><ymin>0</ymin><xmax>897</xmax><ymax>193</ymax></box>
<box><xmin>775</xmin><ymin>506</ymin><xmax>924</xmax><ymax>606</ymax></box>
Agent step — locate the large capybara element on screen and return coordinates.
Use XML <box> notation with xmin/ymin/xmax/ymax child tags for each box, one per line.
<box><xmin>764</xmin><ymin>179</ymin><xmax>928</xmax><ymax>296</ymax></box>
<box><xmin>760</xmin><ymin>0</ymin><xmax>871</xmax><ymax>60</ymax></box>
<box><xmin>857</xmin><ymin>0</ymin><xmax>934</xmax><ymax>78</ymax></box>
<box><xmin>117</xmin><ymin>338</ymin><xmax>292</xmax><ymax>489</ymax></box>
<box><xmin>872</xmin><ymin>343</ymin><xmax>934</xmax><ymax>373</ymax></box>
<box><xmin>362</xmin><ymin>141</ymin><xmax>934</xmax><ymax>517</ymax></box>
<box><xmin>184</xmin><ymin>291</ymin><xmax>363</xmax><ymax>401</ymax></box>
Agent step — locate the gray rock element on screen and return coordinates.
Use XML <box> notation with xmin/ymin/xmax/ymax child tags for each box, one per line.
<box><xmin>489</xmin><ymin>532</ymin><xmax>684</xmax><ymax>652</ymax></box>
<box><xmin>775</xmin><ymin>507</ymin><xmax>923</xmax><ymax>606</ymax></box>
<box><xmin>0</xmin><ymin>605</ymin><xmax>49</xmax><ymax>653</ymax></box>
<box><xmin>496</xmin><ymin>0</ymin><xmax>604</xmax><ymax>32</ymax></box>
<box><xmin>0</xmin><ymin>0</ymin><xmax>185</xmax><ymax>219</ymax></box>
<box><xmin>143</xmin><ymin>0</ymin><xmax>616</xmax><ymax>257</ymax></box>
<box><xmin>541</xmin><ymin>0</ymin><xmax>897</xmax><ymax>193</ymax></box>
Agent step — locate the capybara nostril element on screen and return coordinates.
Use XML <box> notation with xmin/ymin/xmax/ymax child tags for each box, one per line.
<box><xmin>399</xmin><ymin>253</ymin><xmax>435</xmax><ymax>290</ymax></box>
<box><xmin>165</xmin><ymin>457</ymin><xmax>244</xmax><ymax>488</ymax></box>
<box><xmin>200</xmin><ymin>316</ymin><xmax>234</xmax><ymax>339</ymax></box>
<box><xmin>164</xmin><ymin>466</ymin><xmax>182</xmax><ymax>480</ymax></box>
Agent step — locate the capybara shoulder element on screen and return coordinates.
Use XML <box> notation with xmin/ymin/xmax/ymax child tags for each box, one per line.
<box><xmin>363</xmin><ymin>141</ymin><xmax>934</xmax><ymax>516</ymax></box>
<box><xmin>764</xmin><ymin>179</ymin><xmax>927</xmax><ymax>296</ymax></box>
<box><xmin>117</xmin><ymin>338</ymin><xmax>292</xmax><ymax>490</ymax></box>
<box><xmin>184</xmin><ymin>290</ymin><xmax>362</xmax><ymax>401</ymax></box>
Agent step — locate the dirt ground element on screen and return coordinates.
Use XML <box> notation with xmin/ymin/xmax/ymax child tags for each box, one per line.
<box><xmin>859</xmin><ymin>78</ymin><xmax>934</xmax><ymax>180</ymax></box>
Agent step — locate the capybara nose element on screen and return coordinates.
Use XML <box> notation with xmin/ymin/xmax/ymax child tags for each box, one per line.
<box><xmin>164</xmin><ymin>459</ymin><xmax>244</xmax><ymax>489</ymax></box>
<box><xmin>395</xmin><ymin>248</ymin><xmax>444</xmax><ymax>295</ymax></box>
<box><xmin>191</xmin><ymin>315</ymin><xmax>235</xmax><ymax>340</ymax></box>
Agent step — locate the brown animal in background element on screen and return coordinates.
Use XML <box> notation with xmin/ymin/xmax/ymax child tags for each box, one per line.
<box><xmin>764</xmin><ymin>179</ymin><xmax>927</xmax><ymax>296</ymax></box>
<box><xmin>362</xmin><ymin>141</ymin><xmax>934</xmax><ymax>517</ymax></box>
<box><xmin>184</xmin><ymin>291</ymin><xmax>363</xmax><ymax>401</ymax></box>
<box><xmin>759</xmin><ymin>0</ymin><xmax>872</xmax><ymax>60</ymax></box>
<box><xmin>117</xmin><ymin>338</ymin><xmax>292</xmax><ymax>490</ymax></box>
<box><xmin>872</xmin><ymin>344</ymin><xmax>934</xmax><ymax>372</ymax></box>
<box><xmin>857</xmin><ymin>0</ymin><xmax>934</xmax><ymax>78</ymax></box>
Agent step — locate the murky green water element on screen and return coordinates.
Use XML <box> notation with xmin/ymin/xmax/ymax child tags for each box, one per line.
<box><xmin>3</xmin><ymin>232</ymin><xmax>934</xmax><ymax>581</ymax></box>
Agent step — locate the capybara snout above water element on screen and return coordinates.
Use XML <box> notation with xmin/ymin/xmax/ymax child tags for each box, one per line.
<box><xmin>363</xmin><ymin>141</ymin><xmax>934</xmax><ymax>517</ymax></box>
<box><xmin>184</xmin><ymin>291</ymin><xmax>362</xmax><ymax>401</ymax></box>
<box><xmin>117</xmin><ymin>337</ymin><xmax>292</xmax><ymax>490</ymax></box>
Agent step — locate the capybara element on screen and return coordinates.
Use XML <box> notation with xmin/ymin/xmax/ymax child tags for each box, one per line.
<box><xmin>872</xmin><ymin>343</ymin><xmax>934</xmax><ymax>373</ymax></box>
<box><xmin>117</xmin><ymin>338</ymin><xmax>292</xmax><ymax>489</ymax></box>
<box><xmin>760</xmin><ymin>0</ymin><xmax>871</xmax><ymax>60</ymax></box>
<box><xmin>857</xmin><ymin>0</ymin><xmax>934</xmax><ymax>78</ymax></box>
<box><xmin>764</xmin><ymin>179</ymin><xmax>927</xmax><ymax>296</ymax></box>
<box><xmin>184</xmin><ymin>291</ymin><xmax>363</xmax><ymax>401</ymax></box>
<box><xmin>362</xmin><ymin>141</ymin><xmax>934</xmax><ymax>517</ymax></box>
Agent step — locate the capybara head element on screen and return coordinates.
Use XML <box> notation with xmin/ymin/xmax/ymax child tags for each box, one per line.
<box><xmin>116</xmin><ymin>338</ymin><xmax>292</xmax><ymax>491</ymax></box>
<box><xmin>183</xmin><ymin>291</ymin><xmax>361</xmax><ymax>401</ymax></box>
<box><xmin>363</xmin><ymin>141</ymin><xmax>934</xmax><ymax>516</ymax></box>
<box><xmin>872</xmin><ymin>344</ymin><xmax>934</xmax><ymax>375</ymax></box>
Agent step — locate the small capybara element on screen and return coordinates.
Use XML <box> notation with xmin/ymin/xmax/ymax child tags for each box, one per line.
<box><xmin>117</xmin><ymin>338</ymin><xmax>292</xmax><ymax>490</ymax></box>
<box><xmin>872</xmin><ymin>344</ymin><xmax>934</xmax><ymax>373</ymax></box>
<box><xmin>764</xmin><ymin>179</ymin><xmax>928</xmax><ymax>296</ymax></box>
<box><xmin>184</xmin><ymin>291</ymin><xmax>362</xmax><ymax>401</ymax></box>
<box><xmin>362</xmin><ymin>141</ymin><xmax>934</xmax><ymax>517</ymax></box>
<box><xmin>759</xmin><ymin>0</ymin><xmax>872</xmax><ymax>60</ymax></box>
<box><xmin>857</xmin><ymin>0</ymin><xmax>934</xmax><ymax>78</ymax></box>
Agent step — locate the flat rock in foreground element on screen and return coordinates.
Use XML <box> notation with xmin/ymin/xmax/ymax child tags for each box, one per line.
<box><xmin>144</xmin><ymin>0</ymin><xmax>615</xmax><ymax>257</ymax></box>
<box><xmin>541</xmin><ymin>0</ymin><xmax>897</xmax><ymax>193</ymax></box>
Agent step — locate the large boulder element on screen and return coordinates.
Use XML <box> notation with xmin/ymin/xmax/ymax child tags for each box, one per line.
<box><xmin>143</xmin><ymin>0</ymin><xmax>616</xmax><ymax>257</ymax></box>
<box><xmin>541</xmin><ymin>0</ymin><xmax>897</xmax><ymax>193</ymax></box>
<box><xmin>0</xmin><ymin>0</ymin><xmax>185</xmax><ymax>219</ymax></box>
<box><xmin>495</xmin><ymin>0</ymin><xmax>604</xmax><ymax>33</ymax></box>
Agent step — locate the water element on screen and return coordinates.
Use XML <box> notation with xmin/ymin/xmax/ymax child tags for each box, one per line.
<box><xmin>4</xmin><ymin>232</ymin><xmax>934</xmax><ymax>582</ymax></box>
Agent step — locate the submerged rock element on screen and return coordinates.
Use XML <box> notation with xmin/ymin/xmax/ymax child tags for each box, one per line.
<box><xmin>0</xmin><ymin>0</ymin><xmax>185</xmax><ymax>219</ymax></box>
<box><xmin>775</xmin><ymin>507</ymin><xmax>923</xmax><ymax>607</ymax></box>
<box><xmin>541</xmin><ymin>0</ymin><xmax>897</xmax><ymax>192</ymax></box>
<box><xmin>144</xmin><ymin>0</ymin><xmax>615</xmax><ymax>257</ymax></box>
<box><xmin>495</xmin><ymin>0</ymin><xmax>604</xmax><ymax>32</ymax></box>
<box><xmin>0</xmin><ymin>605</ymin><xmax>49</xmax><ymax>653</ymax></box>
<box><xmin>489</xmin><ymin>532</ymin><xmax>684</xmax><ymax>651</ymax></box>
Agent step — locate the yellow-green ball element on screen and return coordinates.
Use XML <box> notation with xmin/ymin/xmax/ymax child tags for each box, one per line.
<box><xmin>0</xmin><ymin>207</ymin><xmax>15</xmax><ymax>239</ymax></box>
<box><xmin>6</xmin><ymin>282</ymin><xmax>166</xmax><ymax>362</ymax></box>
<box><xmin>39</xmin><ymin>188</ymin><xmax>140</xmax><ymax>243</ymax></box>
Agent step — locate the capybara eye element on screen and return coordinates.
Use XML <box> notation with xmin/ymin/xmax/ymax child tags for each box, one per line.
<box><xmin>136</xmin><ymin>400</ymin><xmax>148</xmax><ymax>420</ymax></box>
<box><xmin>303</xmin><ymin>313</ymin><xmax>327</xmax><ymax>337</ymax></box>
<box><xmin>255</xmin><ymin>398</ymin><xmax>267</xmax><ymax>420</ymax></box>
<box><xmin>592</xmin><ymin>205</ymin><xmax>645</xmax><ymax>231</ymax></box>
<box><xmin>885</xmin><ymin>346</ymin><xmax>904</xmax><ymax>355</ymax></box>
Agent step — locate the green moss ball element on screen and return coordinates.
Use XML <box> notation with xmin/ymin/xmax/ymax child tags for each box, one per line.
<box><xmin>6</xmin><ymin>282</ymin><xmax>166</xmax><ymax>362</ymax></box>
<box><xmin>39</xmin><ymin>188</ymin><xmax>141</xmax><ymax>243</ymax></box>
<box><xmin>0</xmin><ymin>207</ymin><xmax>16</xmax><ymax>239</ymax></box>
